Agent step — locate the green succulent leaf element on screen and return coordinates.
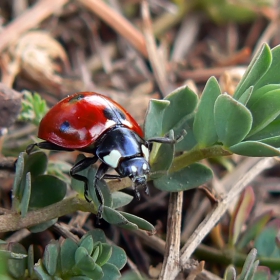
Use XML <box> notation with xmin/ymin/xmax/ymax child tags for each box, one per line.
<box><xmin>224</xmin><ymin>265</ymin><xmax>236</xmax><ymax>280</ymax></box>
<box><xmin>6</xmin><ymin>243</ymin><xmax>27</xmax><ymax>279</ymax></box>
<box><xmin>154</xmin><ymin>163</ymin><xmax>213</xmax><ymax>192</ymax></box>
<box><xmin>246</xmin><ymin>119</ymin><xmax>280</xmax><ymax>141</ymax></box>
<box><xmin>149</xmin><ymin>131</ymin><xmax>175</xmax><ymax>176</ymax></box>
<box><xmin>96</xmin><ymin>244</ymin><xmax>112</xmax><ymax>267</ymax></box>
<box><xmin>108</xmin><ymin>246</ymin><xmax>127</xmax><ymax>270</ymax></box>
<box><xmin>12</xmin><ymin>152</ymin><xmax>26</xmax><ymax>200</ymax></box>
<box><xmin>28</xmin><ymin>245</ymin><xmax>34</xmax><ymax>277</ymax></box>
<box><xmin>214</xmin><ymin>94</ymin><xmax>252</xmax><ymax>147</ymax></box>
<box><xmin>20</xmin><ymin>171</ymin><xmax>31</xmax><ymax>217</ymax></box>
<box><xmin>88</xmin><ymin>229</ymin><xmax>107</xmax><ymax>244</ymax></box>
<box><xmin>29</xmin><ymin>174</ymin><xmax>67</xmax><ymax>209</ymax></box>
<box><xmin>229</xmin><ymin>141</ymin><xmax>280</xmax><ymax>157</ymax></box>
<box><xmin>102</xmin><ymin>206</ymin><xmax>138</xmax><ymax>230</ymax></box>
<box><xmin>79</xmin><ymin>235</ymin><xmax>94</xmax><ymax>256</ymax></box>
<box><xmin>253</xmin><ymin>45</ymin><xmax>280</xmax><ymax>92</ymax></box>
<box><xmin>119</xmin><ymin>212</ymin><xmax>155</xmax><ymax>233</ymax></box>
<box><xmin>229</xmin><ymin>187</ymin><xmax>255</xmax><ymax>246</ymax></box>
<box><xmin>24</xmin><ymin>151</ymin><xmax>48</xmax><ymax>177</ymax></box>
<box><xmin>238</xmin><ymin>86</ymin><xmax>253</xmax><ymax>105</ymax></box>
<box><xmin>238</xmin><ymin>248</ymin><xmax>258</xmax><ymax>280</ymax></box>
<box><xmin>70</xmin><ymin>277</ymin><xmax>92</xmax><ymax>280</ymax></box>
<box><xmin>43</xmin><ymin>241</ymin><xmax>59</xmax><ymax>276</ymax></box>
<box><xmin>75</xmin><ymin>248</ymin><xmax>98</xmax><ymax>279</ymax></box>
<box><xmin>34</xmin><ymin>260</ymin><xmax>52</xmax><ymax>280</ymax></box>
<box><xmin>60</xmin><ymin>238</ymin><xmax>78</xmax><ymax>275</ymax></box>
<box><xmin>255</xmin><ymin>224</ymin><xmax>280</xmax><ymax>258</ymax></box>
<box><xmin>247</xmin><ymin>84</ymin><xmax>280</xmax><ymax>107</ymax></box>
<box><xmin>162</xmin><ymin>85</ymin><xmax>198</xmax><ymax>134</ymax></box>
<box><xmin>247</xmin><ymin>89</ymin><xmax>280</xmax><ymax>136</ymax></box>
<box><xmin>28</xmin><ymin>218</ymin><xmax>57</xmax><ymax>233</ymax></box>
<box><xmin>236</xmin><ymin>211</ymin><xmax>273</xmax><ymax>250</ymax></box>
<box><xmin>234</xmin><ymin>43</ymin><xmax>272</xmax><ymax>100</ymax></box>
<box><xmin>92</xmin><ymin>246</ymin><xmax>100</xmax><ymax>263</ymax></box>
<box><xmin>101</xmin><ymin>263</ymin><xmax>121</xmax><ymax>280</ymax></box>
<box><xmin>111</xmin><ymin>192</ymin><xmax>133</xmax><ymax>209</ymax></box>
<box><xmin>144</xmin><ymin>99</ymin><xmax>170</xmax><ymax>139</ymax></box>
<box><xmin>193</xmin><ymin>76</ymin><xmax>221</xmax><ymax>147</ymax></box>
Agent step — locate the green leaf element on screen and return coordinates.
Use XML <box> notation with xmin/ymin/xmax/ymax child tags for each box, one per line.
<box><xmin>12</xmin><ymin>152</ymin><xmax>26</xmax><ymax>199</ymax></box>
<box><xmin>247</xmin><ymin>89</ymin><xmax>280</xmax><ymax>136</ymax></box>
<box><xmin>255</xmin><ymin>227</ymin><xmax>280</xmax><ymax>258</ymax></box>
<box><xmin>70</xmin><ymin>277</ymin><xmax>92</xmax><ymax>280</ymax></box>
<box><xmin>43</xmin><ymin>241</ymin><xmax>59</xmax><ymax>276</ymax></box>
<box><xmin>193</xmin><ymin>76</ymin><xmax>221</xmax><ymax>147</ymax></box>
<box><xmin>34</xmin><ymin>260</ymin><xmax>52</xmax><ymax>280</ymax></box>
<box><xmin>144</xmin><ymin>99</ymin><xmax>170</xmax><ymax>139</ymax></box>
<box><xmin>6</xmin><ymin>243</ymin><xmax>27</xmax><ymax>279</ymax></box>
<box><xmin>87</xmin><ymin>167</ymin><xmax>112</xmax><ymax>208</ymax></box>
<box><xmin>214</xmin><ymin>94</ymin><xmax>252</xmax><ymax>147</ymax></box>
<box><xmin>79</xmin><ymin>235</ymin><xmax>94</xmax><ymax>256</ymax></box>
<box><xmin>28</xmin><ymin>245</ymin><xmax>34</xmax><ymax>277</ymax></box>
<box><xmin>108</xmin><ymin>246</ymin><xmax>127</xmax><ymax>270</ymax></box>
<box><xmin>253</xmin><ymin>45</ymin><xmax>280</xmax><ymax>91</ymax></box>
<box><xmin>229</xmin><ymin>141</ymin><xmax>280</xmax><ymax>157</ymax></box>
<box><xmin>25</xmin><ymin>151</ymin><xmax>48</xmax><ymax>177</ymax></box>
<box><xmin>119</xmin><ymin>212</ymin><xmax>155</xmax><ymax>233</ymax></box>
<box><xmin>162</xmin><ymin>85</ymin><xmax>198</xmax><ymax>134</ymax></box>
<box><xmin>60</xmin><ymin>239</ymin><xmax>78</xmax><ymax>275</ymax></box>
<box><xmin>238</xmin><ymin>86</ymin><xmax>253</xmax><ymax>105</ymax></box>
<box><xmin>88</xmin><ymin>229</ymin><xmax>106</xmax><ymax>244</ymax></box>
<box><xmin>154</xmin><ymin>163</ymin><xmax>213</xmax><ymax>192</ymax></box>
<box><xmin>260</xmin><ymin>136</ymin><xmax>280</xmax><ymax>148</ymax></box>
<box><xmin>101</xmin><ymin>263</ymin><xmax>121</xmax><ymax>280</ymax></box>
<box><xmin>246</xmin><ymin>119</ymin><xmax>280</xmax><ymax>141</ymax></box>
<box><xmin>96</xmin><ymin>244</ymin><xmax>112</xmax><ymax>267</ymax></box>
<box><xmin>238</xmin><ymin>248</ymin><xmax>257</xmax><ymax>280</ymax></box>
<box><xmin>111</xmin><ymin>192</ymin><xmax>133</xmax><ymax>209</ymax></box>
<box><xmin>236</xmin><ymin>211</ymin><xmax>273</xmax><ymax>250</ymax></box>
<box><xmin>149</xmin><ymin>131</ymin><xmax>175</xmax><ymax>176</ymax></box>
<box><xmin>75</xmin><ymin>248</ymin><xmax>99</xmax><ymax>279</ymax></box>
<box><xmin>224</xmin><ymin>265</ymin><xmax>236</xmax><ymax>280</ymax></box>
<box><xmin>247</xmin><ymin>84</ymin><xmax>280</xmax><ymax>107</ymax></box>
<box><xmin>92</xmin><ymin>246</ymin><xmax>100</xmax><ymax>263</ymax></box>
<box><xmin>29</xmin><ymin>175</ymin><xmax>67</xmax><ymax>209</ymax></box>
<box><xmin>28</xmin><ymin>219</ymin><xmax>57</xmax><ymax>233</ymax></box>
<box><xmin>229</xmin><ymin>187</ymin><xmax>255</xmax><ymax>246</ymax></box>
<box><xmin>102</xmin><ymin>207</ymin><xmax>138</xmax><ymax>230</ymax></box>
<box><xmin>234</xmin><ymin>44</ymin><xmax>272</xmax><ymax>100</ymax></box>
<box><xmin>20</xmin><ymin>172</ymin><xmax>31</xmax><ymax>217</ymax></box>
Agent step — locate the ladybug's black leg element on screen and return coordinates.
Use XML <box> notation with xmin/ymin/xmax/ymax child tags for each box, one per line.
<box><xmin>70</xmin><ymin>156</ymin><xmax>99</xmax><ymax>202</ymax></box>
<box><xmin>147</xmin><ymin>130</ymin><xmax>186</xmax><ymax>150</ymax></box>
<box><xmin>26</xmin><ymin>141</ymin><xmax>74</xmax><ymax>154</ymax></box>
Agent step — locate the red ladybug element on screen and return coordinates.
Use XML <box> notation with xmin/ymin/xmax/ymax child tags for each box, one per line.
<box><xmin>27</xmin><ymin>92</ymin><xmax>178</xmax><ymax>217</ymax></box>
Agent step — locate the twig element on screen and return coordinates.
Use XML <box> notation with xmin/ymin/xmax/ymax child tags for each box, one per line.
<box><xmin>175</xmin><ymin>157</ymin><xmax>277</xmax><ymax>278</ymax></box>
<box><xmin>141</xmin><ymin>0</ymin><xmax>171</xmax><ymax>96</ymax></box>
<box><xmin>159</xmin><ymin>192</ymin><xmax>183</xmax><ymax>279</ymax></box>
<box><xmin>77</xmin><ymin>0</ymin><xmax>148</xmax><ymax>57</ymax></box>
<box><xmin>0</xmin><ymin>0</ymin><xmax>69</xmax><ymax>52</ymax></box>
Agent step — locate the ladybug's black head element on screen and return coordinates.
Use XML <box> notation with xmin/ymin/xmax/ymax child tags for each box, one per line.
<box><xmin>117</xmin><ymin>157</ymin><xmax>150</xmax><ymax>199</ymax></box>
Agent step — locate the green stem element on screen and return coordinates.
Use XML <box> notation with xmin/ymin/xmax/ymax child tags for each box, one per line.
<box><xmin>195</xmin><ymin>244</ymin><xmax>280</xmax><ymax>271</ymax></box>
<box><xmin>170</xmin><ymin>145</ymin><xmax>232</xmax><ymax>173</ymax></box>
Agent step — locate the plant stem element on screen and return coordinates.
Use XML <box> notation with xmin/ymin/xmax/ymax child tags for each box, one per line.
<box><xmin>195</xmin><ymin>243</ymin><xmax>280</xmax><ymax>271</ymax></box>
<box><xmin>170</xmin><ymin>145</ymin><xmax>232</xmax><ymax>173</ymax></box>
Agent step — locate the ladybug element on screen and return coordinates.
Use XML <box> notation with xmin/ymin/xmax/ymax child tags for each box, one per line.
<box><xmin>27</xmin><ymin>92</ymin><xmax>180</xmax><ymax>218</ymax></box>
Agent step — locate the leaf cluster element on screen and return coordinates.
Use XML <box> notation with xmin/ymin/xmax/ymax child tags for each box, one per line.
<box><xmin>0</xmin><ymin>229</ymin><xmax>126</xmax><ymax>280</ymax></box>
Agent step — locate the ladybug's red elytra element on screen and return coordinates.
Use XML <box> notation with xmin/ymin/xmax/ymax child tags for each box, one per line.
<box><xmin>27</xmin><ymin>92</ymin><xmax>181</xmax><ymax>218</ymax></box>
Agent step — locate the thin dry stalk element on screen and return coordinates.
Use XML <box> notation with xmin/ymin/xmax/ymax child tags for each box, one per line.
<box><xmin>159</xmin><ymin>191</ymin><xmax>183</xmax><ymax>280</ymax></box>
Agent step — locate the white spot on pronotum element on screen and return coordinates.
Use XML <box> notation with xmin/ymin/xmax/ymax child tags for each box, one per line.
<box><xmin>103</xmin><ymin>150</ymin><xmax>122</xmax><ymax>168</ymax></box>
<box><xmin>141</xmin><ymin>145</ymin><xmax>149</xmax><ymax>161</ymax></box>
<box><xmin>131</xmin><ymin>165</ymin><xmax>137</xmax><ymax>173</ymax></box>
<box><xmin>143</xmin><ymin>163</ymin><xmax>148</xmax><ymax>170</ymax></box>
<box><xmin>122</xmin><ymin>119</ymin><xmax>133</xmax><ymax>128</ymax></box>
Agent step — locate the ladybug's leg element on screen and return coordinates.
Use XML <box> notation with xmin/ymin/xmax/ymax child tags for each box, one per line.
<box><xmin>147</xmin><ymin>131</ymin><xmax>186</xmax><ymax>150</ymax></box>
<box><xmin>70</xmin><ymin>156</ymin><xmax>98</xmax><ymax>202</ymax></box>
<box><xmin>26</xmin><ymin>141</ymin><xmax>74</xmax><ymax>154</ymax></box>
